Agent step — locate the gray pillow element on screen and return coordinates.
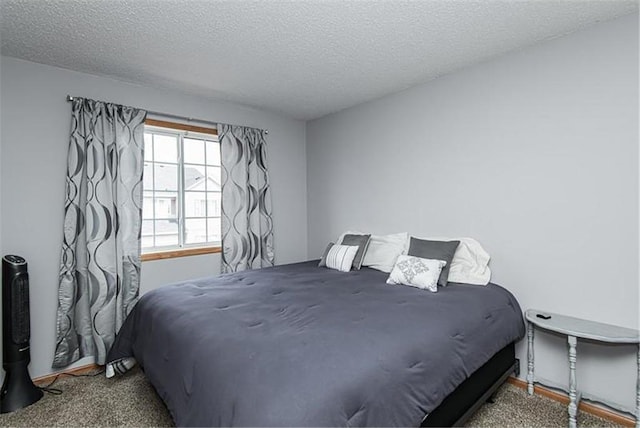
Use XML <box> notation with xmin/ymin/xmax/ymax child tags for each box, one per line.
<box><xmin>340</xmin><ymin>234</ymin><xmax>371</xmax><ymax>270</ymax></box>
<box><xmin>318</xmin><ymin>242</ymin><xmax>335</xmax><ymax>267</ymax></box>
<box><xmin>407</xmin><ymin>238</ymin><xmax>460</xmax><ymax>287</ymax></box>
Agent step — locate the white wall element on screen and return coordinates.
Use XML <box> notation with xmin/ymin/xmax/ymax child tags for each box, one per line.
<box><xmin>307</xmin><ymin>14</ymin><xmax>639</xmax><ymax>412</ymax></box>
<box><xmin>0</xmin><ymin>56</ymin><xmax>308</xmax><ymax>378</ymax></box>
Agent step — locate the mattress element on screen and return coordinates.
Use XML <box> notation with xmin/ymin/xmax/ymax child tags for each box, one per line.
<box><xmin>107</xmin><ymin>261</ymin><xmax>525</xmax><ymax>426</ymax></box>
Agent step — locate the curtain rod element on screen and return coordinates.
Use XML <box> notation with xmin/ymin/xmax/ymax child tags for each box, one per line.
<box><xmin>65</xmin><ymin>95</ymin><xmax>268</xmax><ymax>134</ymax></box>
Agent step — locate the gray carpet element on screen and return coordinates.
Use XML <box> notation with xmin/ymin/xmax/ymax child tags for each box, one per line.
<box><xmin>0</xmin><ymin>367</ymin><xmax>621</xmax><ymax>427</ymax></box>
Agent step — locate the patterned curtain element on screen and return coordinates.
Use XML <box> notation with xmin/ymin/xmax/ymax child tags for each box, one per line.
<box><xmin>219</xmin><ymin>124</ymin><xmax>275</xmax><ymax>273</ymax></box>
<box><xmin>53</xmin><ymin>98</ymin><xmax>146</xmax><ymax>368</ymax></box>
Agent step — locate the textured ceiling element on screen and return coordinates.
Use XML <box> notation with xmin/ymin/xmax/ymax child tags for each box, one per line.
<box><xmin>0</xmin><ymin>1</ymin><xmax>637</xmax><ymax>120</ymax></box>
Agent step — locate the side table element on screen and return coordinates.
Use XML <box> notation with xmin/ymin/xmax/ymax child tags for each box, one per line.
<box><xmin>525</xmin><ymin>309</ymin><xmax>639</xmax><ymax>428</ymax></box>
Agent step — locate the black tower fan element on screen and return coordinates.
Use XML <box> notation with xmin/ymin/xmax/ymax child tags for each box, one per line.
<box><xmin>0</xmin><ymin>255</ymin><xmax>42</xmax><ymax>413</ymax></box>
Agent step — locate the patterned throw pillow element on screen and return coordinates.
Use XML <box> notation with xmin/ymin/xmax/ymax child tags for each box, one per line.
<box><xmin>324</xmin><ymin>244</ymin><xmax>359</xmax><ymax>272</ymax></box>
<box><xmin>386</xmin><ymin>255</ymin><xmax>447</xmax><ymax>292</ymax></box>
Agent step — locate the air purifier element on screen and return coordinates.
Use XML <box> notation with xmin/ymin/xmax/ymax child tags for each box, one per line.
<box><xmin>0</xmin><ymin>255</ymin><xmax>42</xmax><ymax>413</ymax></box>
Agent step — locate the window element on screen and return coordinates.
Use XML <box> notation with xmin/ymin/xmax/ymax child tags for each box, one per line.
<box><xmin>141</xmin><ymin>119</ymin><xmax>221</xmax><ymax>261</ymax></box>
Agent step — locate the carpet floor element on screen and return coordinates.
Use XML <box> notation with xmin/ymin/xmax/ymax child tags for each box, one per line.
<box><xmin>0</xmin><ymin>367</ymin><xmax>622</xmax><ymax>427</ymax></box>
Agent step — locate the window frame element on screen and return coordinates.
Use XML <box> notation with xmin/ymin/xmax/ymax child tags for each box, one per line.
<box><xmin>141</xmin><ymin>119</ymin><xmax>222</xmax><ymax>262</ymax></box>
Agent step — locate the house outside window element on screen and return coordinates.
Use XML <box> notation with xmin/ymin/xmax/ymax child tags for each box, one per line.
<box><xmin>141</xmin><ymin>120</ymin><xmax>221</xmax><ymax>260</ymax></box>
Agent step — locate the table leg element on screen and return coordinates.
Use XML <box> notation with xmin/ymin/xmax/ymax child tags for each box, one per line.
<box><xmin>527</xmin><ymin>321</ymin><xmax>534</xmax><ymax>395</ymax></box>
<box><xmin>568</xmin><ymin>335</ymin><xmax>578</xmax><ymax>428</ymax></box>
<box><xmin>635</xmin><ymin>344</ymin><xmax>639</xmax><ymax>428</ymax></box>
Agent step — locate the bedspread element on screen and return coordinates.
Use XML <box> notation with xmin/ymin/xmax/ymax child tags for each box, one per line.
<box><xmin>107</xmin><ymin>261</ymin><xmax>524</xmax><ymax>426</ymax></box>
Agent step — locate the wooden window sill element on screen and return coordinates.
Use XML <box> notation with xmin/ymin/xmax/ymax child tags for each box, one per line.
<box><xmin>141</xmin><ymin>246</ymin><xmax>221</xmax><ymax>262</ymax></box>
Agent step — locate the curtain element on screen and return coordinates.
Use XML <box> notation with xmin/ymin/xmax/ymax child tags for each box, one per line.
<box><xmin>53</xmin><ymin>98</ymin><xmax>146</xmax><ymax>368</ymax></box>
<box><xmin>219</xmin><ymin>124</ymin><xmax>275</xmax><ymax>273</ymax></box>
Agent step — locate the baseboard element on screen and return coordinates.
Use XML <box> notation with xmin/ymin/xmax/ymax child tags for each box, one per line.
<box><xmin>507</xmin><ymin>376</ymin><xmax>635</xmax><ymax>427</ymax></box>
<box><xmin>32</xmin><ymin>363</ymin><xmax>102</xmax><ymax>386</ymax></box>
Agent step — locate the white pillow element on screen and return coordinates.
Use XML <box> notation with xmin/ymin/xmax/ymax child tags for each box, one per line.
<box><xmin>324</xmin><ymin>244</ymin><xmax>359</xmax><ymax>272</ymax></box>
<box><xmin>386</xmin><ymin>255</ymin><xmax>446</xmax><ymax>292</ymax></box>
<box><xmin>361</xmin><ymin>232</ymin><xmax>409</xmax><ymax>273</ymax></box>
<box><xmin>413</xmin><ymin>237</ymin><xmax>491</xmax><ymax>285</ymax></box>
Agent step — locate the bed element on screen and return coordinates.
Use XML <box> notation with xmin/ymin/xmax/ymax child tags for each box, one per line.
<box><xmin>107</xmin><ymin>260</ymin><xmax>525</xmax><ymax>427</ymax></box>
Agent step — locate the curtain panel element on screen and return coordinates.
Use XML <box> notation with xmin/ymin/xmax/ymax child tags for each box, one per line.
<box><xmin>53</xmin><ymin>98</ymin><xmax>146</xmax><ymax>368</ymax></box>
<box><xmin>218</xmin><ymin>124</ymin><xmax>275</xmax><ymax>273</ymax></box>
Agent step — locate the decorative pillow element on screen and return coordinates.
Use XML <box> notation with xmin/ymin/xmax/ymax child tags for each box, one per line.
<box><xmin>386</xmin><ymin>255</ymin><xmax>446</xmax><ymax>292</ymax></box>
<box><xmin>318</xmin><ymin>242</ymin><xmax>335</xmax><ymax>267</ymax></box>
<box><xmin>324</xmin><ymin>244</ymin><xmax>359</xmax><ymax>272</ymax></box>
<box><xmin>339</xmin><ymin>234</ymin><xmax>371</xmax><ymax>270</ymax></box>
<box><xmin>361</xmin><ymin>232</ymin><xmax>409</xmax><ymax>273</ymax></box>
<box><xmin>415</xmin><ymin>237</ymin><xmax>491</xmax><ymax>285</ymax></box>
<box><xmin>407</xmin><ymin>238</ymin><xmax>459</xmax><ymax>287</ymax></box>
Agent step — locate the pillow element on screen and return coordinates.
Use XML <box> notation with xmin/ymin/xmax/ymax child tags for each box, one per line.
<box><xmin>386</xmin><ymin>255</ymin><xmax>446</xmax><ymax>293</ymax></box>
<box><xmin>407</xmin><ymin>238</ymin><xmax>459</xmax><ymax>287</ymax></box>
<box><xmin>361</xmin><ymin>232</ymin><xmax>408</xmax><ymax>273</ymax></box>
<box><xmin>318</xmin><ymin>242</ymin><xmax>335</xmax><ymax>267</ymax></box>
<box><xmin>339</xmin><ymin>234</ymin><xmax>371</xmax><ymax>270</ymax></box>
<box><xmin>417</xmin><ymin>237</ymin><xmax>491</xmax><ymax>285</ymax></box>
<box><xmin>323</xmin><ymin>244</ymin><xmax>359</xmax><ymax>272</ymax></box>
